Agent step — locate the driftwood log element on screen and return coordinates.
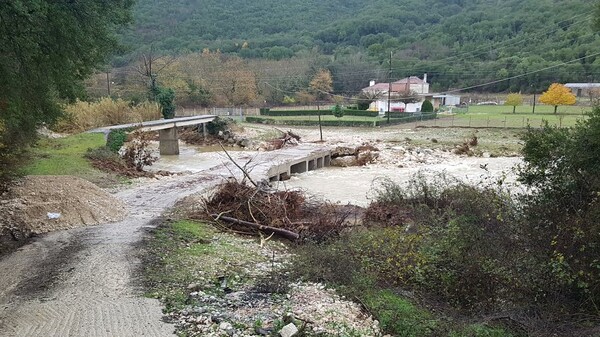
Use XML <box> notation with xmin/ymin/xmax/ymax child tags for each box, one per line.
<box><xmin>211</xmin><ymin>214</ymin><xmax>300</xmax><ymax>241</ymax></box>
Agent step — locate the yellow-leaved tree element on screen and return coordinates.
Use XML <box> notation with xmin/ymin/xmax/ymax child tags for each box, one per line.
<box><xmin>504</xmin><ymin>93</ymin><xmax>523</xmax><ymax>114</ymax></box>
<box><xmin>539</xmin><ymin>83</ymin><xmax>576</xmax><ymax>114</ymax></box>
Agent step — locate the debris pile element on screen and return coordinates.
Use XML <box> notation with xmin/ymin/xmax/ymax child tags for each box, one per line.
<box><xmin>196</xmin><ymin>181</ymin><xmax>358</xmax><ymax>242</ymax></box>
<box><xmin>261</xmin><ymin>130</ymin><xmax>301</xmax><ymax>151</ymax></box>
<box><xmin>453</xmin><ymin>134</ymin><xmax>478</xmax><ymax>156</ymax></box>
<box><xmin>330</xmin><ymin>144</ymin><xmax>380</xmax><ymax>167</ymax></box>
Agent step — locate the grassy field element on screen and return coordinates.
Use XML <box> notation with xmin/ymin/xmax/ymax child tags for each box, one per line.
<box><xmin>253</xmin><ymin>104</ymin><xmax>591</xmax><ymax>129</ymax></box>
<box><xmin>446</xmin><ymin>104</ymin><xmax>590</xmax><ymax>128</ymax></box>
<box><xmin>21</xmin><ymin>133</ymin><xmax>122</xmax><ymax>186</ymax></box>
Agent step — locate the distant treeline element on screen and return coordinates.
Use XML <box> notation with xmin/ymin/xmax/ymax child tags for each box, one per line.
<box><xmin>108</xmin><ymin>0</ymin><xmax>600</xmax><ymax>95</ymax></box>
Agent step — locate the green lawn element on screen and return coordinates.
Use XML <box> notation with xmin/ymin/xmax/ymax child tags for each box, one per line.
<box><xmin>21</xmin><ymin>133</ymin><xmax>121</xmax><ymax>186</ymax></box>
<box><xmin>442</xmin><ymin>104</ymin><xmax>590</xmax><ymax>128</ymax></box>
<box><xmin>456</xmin><ymin>104</ymin><xmax>589</xmax><ymax>115</ymax></box>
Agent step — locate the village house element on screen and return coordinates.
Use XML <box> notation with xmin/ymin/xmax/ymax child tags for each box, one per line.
<box><xmin>565</xmin><ymin>83</ymin><xmax>600</xmax><ymax>98</ymax></box>
<box><xmin>363</xmin><ymin>74</ymin><xmax>460</xmax><ymax>114</ymax></box>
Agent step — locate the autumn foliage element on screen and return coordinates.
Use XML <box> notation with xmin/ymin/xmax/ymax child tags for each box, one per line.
<box><xmin>539</xmin><ymin>83</ymin><xmax>576</xmax><ymax>114</ymax></box>
<box><xmin>504</xmin><ymin>92</ymin><xmax>523</xmax><ymax>113</ymax></box>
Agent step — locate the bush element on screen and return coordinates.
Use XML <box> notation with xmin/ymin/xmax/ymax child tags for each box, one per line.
<box><xmin>206</xmin><ymin>116</ymin><xmax>234</xmax><ymax>135</ymax></box>
<box><xmin>121</xmin><ymin>130</ymin><xmax>157</xmax><ymax>171</ymax></box>
<box><xmin>421</xmin><ymin>99</ymin><xmax>434</xmax><ymax>112</ymax></box>
<box><xmin>245</xmin><ymin>116</ymin><xmax>378</xmax><ymax>127</ymax></box>
<box><xmin>106</xmin><ymin>130</ymin><xmax>127</xmax><ymax>153</ymax></box>
<box><xmin>332</xmin><ymin>104</ymin><xmax>344</xmax><ymax>118</ymax></box>
<box><xmin>518</xmin><ymin>107</ymin><xmax>600</xmax><ymax>308</ymax></box>
<box><xmin>156</xmin><ymin>87</ymin><xmax>176</xmax><ymax>119</ymax></box>
<box><xmin>85</xmin><ymin>146</ymin><xmax>121</xmax><ymax>162</ymax></box>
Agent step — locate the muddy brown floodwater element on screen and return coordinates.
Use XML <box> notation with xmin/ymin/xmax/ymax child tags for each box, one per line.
<box><xmin>149</xmin><ymin>141</ymin><xmax>522</xmax><ymax>207</ymax></box>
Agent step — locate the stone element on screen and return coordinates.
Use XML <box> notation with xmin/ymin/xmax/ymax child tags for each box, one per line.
<box><xmin>332</xmin><ymin>146</ymin><xmax>356</xmax><ymax>158</ymax></box>
<box><xmin>238</xmin><ymin>138</ymin><xmax>250</xmax><ymax>148</ymax></box>
<box><xmin>330</xmin><ymin>156</ymin><xmax>357</xmax><ymax>167</ymax></box>
<box><xmin>279</xmin><ymin>323</ymin><xmax>298</xmax><ymax>337</ymax></box>
<box><xmin>187</xmin><ymin>283</ymin><xmax>200</xmax><ymax>291</ymax></box>
<box><xmin>219</xmin><ymin>322</ymin><xmax>233</xmax><ymax>331</ymax></box>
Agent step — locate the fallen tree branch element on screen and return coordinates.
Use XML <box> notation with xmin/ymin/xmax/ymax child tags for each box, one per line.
<box><xmin>211</xmin><ymin>214</ymin><xmax>300</xmax><ymax>241</ymax></box>
<box><xmin>219</xmin><ymin>142</ymin><xmax>257</xmax><ymax>187</ymax></box>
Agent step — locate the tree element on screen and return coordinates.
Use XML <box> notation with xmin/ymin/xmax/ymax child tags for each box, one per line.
<box><xmin>156</xmin><ymin>87</ymin><xmax>176</xmax><ymax>119</ymax></box>
<box><xmin>421</xmin><ymin>99</ymin><xmax>434</xmax><ymax>113</ymax></box>
<box><xmin>309</xmin><ymin>69</ymin><xmax>333</xmax><ymax>142</ymax></box>
<box><xmin>504</xmin><ymin>93</ymin><xmax>523</xmax><ymax>114</ymax></box>
<box><xmin>356</xmin><ymin>91</ymin><xmax>381</xmax><ymax>111</ymax></box>
<box><xmin>309</xmin><ymin>69</ymin><xmax>333</xmax><ymax>101</ymax></box>
<box><xmin>539</xmin><ymin>83</ymin><xmax>576</xmax><ymax>114</ymax></box>
<box><xmin>0</xmin><ymin>0</ymin><xmax>133</xmax><ymax>183</ymax></box>
<box><xmin>396</xmin><ymin>90</ymin><xmax>421</xmax><ymax>106</ymax></box>
<box><xmin>332</xmin><ymin>104</ymin><xmax>344</xmax><ymax>118</ymax></box>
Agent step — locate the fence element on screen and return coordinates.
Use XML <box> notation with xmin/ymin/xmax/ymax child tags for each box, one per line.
<box><xmin>176</xmin><ymin>107</ymin><xmax>260</xmax><ymax>117</ymax></box>
<box><xmin>417</xmin><ymin>114</ymin><xmax>587</xmax><ymax>129</ymax></box>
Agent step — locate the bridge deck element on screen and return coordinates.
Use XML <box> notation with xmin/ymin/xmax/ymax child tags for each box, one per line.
<box><xmin>88</xmin><ymin>115</ymin><xmax>217</xmax><ymax>134</ymax></box>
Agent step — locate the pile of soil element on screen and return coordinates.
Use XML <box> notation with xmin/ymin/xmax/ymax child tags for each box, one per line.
<box><xmin>0</xmin><ymin>176</ymin><xmax>127</xmax><ymax>254</ymax></box>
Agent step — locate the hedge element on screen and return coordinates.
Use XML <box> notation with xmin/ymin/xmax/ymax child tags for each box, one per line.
<box><xmin>260</xmin><ymin>108</ymin><xmax>378</xmax><ymax>117</ymax></box>
<box><xmin>246</xmin><ymin>113</ymin><xmax>437</xmax><ymax>127</ymax></box>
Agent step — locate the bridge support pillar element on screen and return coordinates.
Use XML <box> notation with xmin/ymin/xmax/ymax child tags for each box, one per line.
<box><xmin>159</xmin><ymin>127</ymin><xmax>179</xmax><ymax>155</ymax></box>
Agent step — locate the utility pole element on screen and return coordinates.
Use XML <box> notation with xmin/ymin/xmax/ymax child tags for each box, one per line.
<box><xmin>532</xmin><ymin>93</ymin><xmax>536</xmax><ymax>114</ymax></box>
<box><xmin>387</xmin><ymin>51</ymin><xmax>392</xmax><ymax>124</ymax></box>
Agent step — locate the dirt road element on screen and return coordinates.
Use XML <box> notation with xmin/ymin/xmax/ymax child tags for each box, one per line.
<box><xmin>0</xmin><ymin>144</ymin><xmax>332</xmax><ymax>337</ymax></box>
<box><xmin>0</xmin><ymin>172</ymin><xmax>221</xmax><ymax>337</ymax></box>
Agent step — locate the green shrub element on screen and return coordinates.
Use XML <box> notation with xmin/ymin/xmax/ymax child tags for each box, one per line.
<box><xmin>156</xmin><ymin>87</ymin><xmax>176</xmax><ymax>119</ymax></box>
<box><xmin>362</xmin><ymin>175</ymin><xmax>523</xmax><ymax>309</ymax></box>
<box><xmin>332</xmin><ymin>104</ymin><xmax>344</xmax><ymax>118</ymax></box>
<box><xmin>106</xmin><ymin>129</ymin><xmax>127</xmax><ymax>153</ymax></box>
<box><xmin>206</xmin><ymin>116</ymin><xmax>234</xmax><ymax>135</ymax></box>
<box><xmin>518</xmin><ymin>107</ymin><xmax>600</xmax><ymax>308</ymax></box>
<box><xmin>245</xmin><ymin>116</ymin><xmax>378</xmax><ymax>127</ymax></box>
<box><xmin>85</xmin><ymin>146</ymin><xmax>121</xmax><ymax>162</ymax></box>
<box><xmin>421</xmin><ymin>99</ymin><xmax>434</xmax><ymax>112</ymax></box>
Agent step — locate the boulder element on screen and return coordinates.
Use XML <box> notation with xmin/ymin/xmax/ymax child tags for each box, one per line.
<box><xmin>279</xmin><ymin>323</ymin><xmax>298</xmax><ymax>337</ymax></box>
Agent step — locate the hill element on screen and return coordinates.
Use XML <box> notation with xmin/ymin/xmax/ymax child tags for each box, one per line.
<box><xmin>114</xmin><ymin>0</ymin><xmax>600</xmax><ymax>94</ymax></box>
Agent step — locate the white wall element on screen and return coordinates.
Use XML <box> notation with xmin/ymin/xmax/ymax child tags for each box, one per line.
<box><xmin>371</xmin><ymin>99</ymin><xmax>423</xmax><ymax>114</ymax></box>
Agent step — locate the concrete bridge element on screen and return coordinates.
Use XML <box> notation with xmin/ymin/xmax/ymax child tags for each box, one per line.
<box><xmin>89</xmin><ymin>115</ymin><xmax>216</xmax><ymax>155</ymax></box>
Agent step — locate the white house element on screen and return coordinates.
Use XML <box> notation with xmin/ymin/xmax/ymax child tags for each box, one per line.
<box><xmin>362</xmin><ymin>75</ymin><xmax>430</xmax><ymax>114</ymax></box>
<box><xmin>362</xmin><ymin>74</ymin><xmax>460</xmax><ymax>113</ymax></box>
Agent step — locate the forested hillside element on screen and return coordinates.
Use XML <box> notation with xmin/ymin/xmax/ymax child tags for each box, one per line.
<box><xmin>111</xmin><ymin>0</ymin><xmax>600</xmax><ymax>97</ymax></box>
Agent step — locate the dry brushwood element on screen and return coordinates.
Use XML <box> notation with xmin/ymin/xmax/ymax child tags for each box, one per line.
<box><xmin>264</xmin><ymin>130</ymin><xmax>301</xmax><ymax>150</ymax></box>
<box><xmin>218</xmin><ymin>142</ymin><xmax>257</xmax><ymax>187</ymax></box>
<box><xmin>195</xmin><ymin>181</ymin><xmax>358</xmax><ymax>242</ymax></box>
<box><xmin>212</xmin><ymin>214</ymin><xmax>299</xmax><ymax>241</ymax></box>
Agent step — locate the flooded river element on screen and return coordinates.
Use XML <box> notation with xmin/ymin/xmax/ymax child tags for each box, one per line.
<box><xmin>149</xmin><ymin>143</ymin><xmax>522</xmax><ymax>207</ymax></box>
